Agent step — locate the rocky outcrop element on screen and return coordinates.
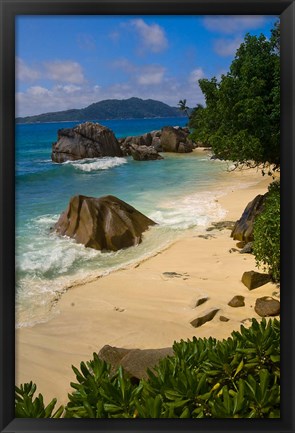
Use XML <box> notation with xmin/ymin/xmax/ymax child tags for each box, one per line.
<box><xmin>54</xmin><ymin>195</ymin><xmax>156</xmax><ymax>251</ymax></box>
<box><xmin>130</xmin><ymin>144</ymin><xmax>163</xmax><ymax>161</ymax></box>
<box><xmin>51</xmin><ymin>122</ymin><xmax>123</xmax><ymax>163</ymax></box>
<box><xmin>231</xmin><ymin>194</ymin><xmax>268</xmax><ymax>243</ymax></box>
<box><xmin>119</xmin><ymin>126</ymin><xmax>195</xmax><ymax>155</ymax></box>
<box><xmin>255</xmin><ymin>297</ymin><xmax>280</xmax><ymax>317</ymax></box>
<box><xmin>241</xmin><ymin>270</ymin><xmax>271</xmax><ymax>290</ymax></box>
<box><xmin>160</xmin><ymin>126</ymin><xmax>193</xmax><ymax>153</ymax></box>
<box><xmin>98</xmin><ymin>345</ymin><xmax>173</xmax><ymax>380</ymax></box>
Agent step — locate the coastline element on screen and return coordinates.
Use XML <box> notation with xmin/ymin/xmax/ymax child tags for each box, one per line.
<box><xmin>15</xmin><ymin>163</ymin><xmax>278</xmax><ymax>406</ymax></box>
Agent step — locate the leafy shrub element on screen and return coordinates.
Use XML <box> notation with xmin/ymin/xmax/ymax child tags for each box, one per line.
<box><xmin>15</xmin><ymin>382</ymin><xmax>64</xmax><ymax>418</ymax></box>
<box><xmin>16</xmin><ymin>319</ymin><xmax>280</xmax><ymax>419</ymax></box>
<box><xmin>253</xmin><ymin>181</ymin><xmax>280</xmax><ymax>281</ymax></box>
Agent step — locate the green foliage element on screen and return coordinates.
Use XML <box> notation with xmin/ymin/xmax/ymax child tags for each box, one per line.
<box><xmin>15</xmin><ymin>319</ymin><xmax>280</xmax><ymax>419</ymax></box>
<box><xmin>15</xmin><ymin>381</ymin><xmax>64</xmax><ymax>418</ymax></box>
<box><xmin>65</xmin><ymin>353</ymin><xmax>140</xmax><ymax>418</ymax></box>
<box><xmin>253</xmin><ymin>181</ymin><xmax>280</xmax><ymax>281</ymax></box>
<box><xmin>189</xmin><ymin>22</ymin><xmax>280</xmax><ymax>167</ymax></box>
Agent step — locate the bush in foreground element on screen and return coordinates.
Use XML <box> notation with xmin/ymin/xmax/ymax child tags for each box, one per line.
<box><xmin>15</xmin><ymin>318</ymin><xmax>280</xmax><ymax>419</ymax></box>
<box><xmin>253</xmin><ymin>181</ymin><xmax>280</xmax><ymax>282</ymax></box>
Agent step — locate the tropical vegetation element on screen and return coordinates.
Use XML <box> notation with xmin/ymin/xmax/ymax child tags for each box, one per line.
<box><xmin>189</xmin><ymin>21</ymin><xmax>280</xmax><ymax>170</ymax></box>
<box><xmin>15</xmin><ymin>318</ymin><xmax>280</xmax><ymax>418</ymax></box>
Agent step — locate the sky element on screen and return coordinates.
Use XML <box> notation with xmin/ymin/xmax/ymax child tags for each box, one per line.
<box><xmin>16</xmin><ymin>15</ymin><xmax>278</xmax><ymax>117</ymax></box>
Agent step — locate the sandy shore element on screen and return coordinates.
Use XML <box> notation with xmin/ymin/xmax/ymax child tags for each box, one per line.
<box><xmin>15</xmin><ymin>160</ymin><xmax>279</xmax><ymax>406</ymax></box>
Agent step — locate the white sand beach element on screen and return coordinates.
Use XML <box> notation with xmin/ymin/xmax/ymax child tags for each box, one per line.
<box><xmin>15</xmin><ymin>161</ymin><xmax>279</xmax><ymax>406</ymax></box>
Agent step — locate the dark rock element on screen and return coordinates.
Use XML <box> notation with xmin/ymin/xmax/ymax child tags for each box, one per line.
<box><xmin>240</xmin><ymin>242</ymin><xmax>253</xmax><ymax>254</ymax></box>
<box><xmin>231</xmin><ymin>194</ymin><xmax>268</xmax><ymax>243</ymax></box>
<box><xmin>242</xmin><ymin>270</ymin><xmax>271</xmax><ymax>290</ymax></box>
<box><xmin>220</xmin><ymin>316</ymin><xmax>230</xmax><ymax>322</ymax></box>
<box><xmin>98</xmin><ymin>345</ymin><xmax>173</xmax><ymax>380</ymax></box>
<box><xmin>190</xmin><ymin>296</ymin><xmax>209</xmax><ymax>308</ymax></box>
<box><xmin>151</xmin><ymin>136</ymin><xmax>162</xmax><ymax>152</ymax></box>
<box><xmin>254</xmin><ymin>297</ymin><xmax>280</xmax><ymax>317</ymax></box>
<box><xmin>190</xmin><ymin>308</ymin><xmax>219</xmax><ymax>328</ymax></box>
<box><xmin>207</xmin><ymin>221</ymin><xmax>236</xmax><ymax>232</ymax></box>
<box><xmin>98</xmin><ymin>345</ymin><xmax>131</xmax><ymax>373</ymax></box>
<box><xmin>130</xmin><ymin>144</ymin><xmax>163</xmax><ymax>161</ymax></box>
<box><xmin>160</xmin><ymin>126</ymin><xmax>193</xmax><ymax>153</ymax></box>
<box><xmin>228</xmin><ymin>295</ymin><xmax>245</xmax><ymax>307</ymax></box>
<box><xmin>54</xmin><ymin>194</ymin><xmax>156</xmax><ymax>251</ymax></box>
<box><xmin>51</xmin><ymin>122</ymin><xmax>122</xmax><ymax>163</ymax></box>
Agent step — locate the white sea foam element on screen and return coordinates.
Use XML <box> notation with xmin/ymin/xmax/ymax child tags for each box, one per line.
<box><xmin>149</xmin><ymin>191</ymin><xmax>227</xmax><ymax>229</ymax></box>
<box><xmin>64</xmin><ymin>157</ymin><xmax>127</xmax><ymax>172</ymax></box>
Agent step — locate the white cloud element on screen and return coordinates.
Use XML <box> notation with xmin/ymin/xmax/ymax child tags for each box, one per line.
<box><xmin>16</xmin><ymin>57</ymin><xmax>40</xmax><ymax>82</ymax></box>
<box><xmin>112</xmin><ymin>59</ymin><xmax>165</xmax><ymax>86</ymax></box>
<box><xmin>131</xmin><ymin>19</ymin><xmax>168</xmax><ymax>52</ymax></box>
<box><xmin>44</xmin><ymin>60</ymin><xmax>85</xmax><ymax>84</ymax></box>
<box><xmin>16</xmin><ymin>62</ymin><xmax>208</xmax><ymax>117</ymax></box>
<box><xmin>56</xmin><ymin>84</ymin><xmax>82</xmax><ymax>93</ymax></box>
<box><xmin>137</xmin><ymin>66</ymin><xmax>165</xmax><ymax>85</ymax></box>
<box><xmin>189</xmin><ymin>68</ymin><xmax>205</xmax><ymax>84</ymax></box>
<box><xmin>213</xmin><ymin>37</ymin><xmax>243</xmax><ymax>57</ymax></box>
<box><xmin>27</xmin><ymin>86</ymin><xmax>51</xmax><ymax>96</ymax></box>
<box><xmin>203</xmin><ymin>15</ymin><xmax>266</xmax><ymax>34</ymax></box>
<box><xmin>16</xmin><ymin>84</ymin><xmax>101</xmax><ymax>116</ymax></box>
<box><xmin>108</xmin><ymin>31</ymin><xmax>120</xmax><ymax>42</ymax></box>
<box><xmin>112</xmin><ymin>58</ymin><xmax>136</xmax><ymax>73</ymax></box>
<box><xmin>77</xmin><ymin>33</ymin><xmax>96</xmax><ymax>51</ymax></box>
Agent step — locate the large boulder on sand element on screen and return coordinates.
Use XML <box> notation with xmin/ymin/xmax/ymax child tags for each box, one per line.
<box><xmin>98</xmin><ymin>345</ymin><xmax>173</xmax><ymax>380</ymax></box>
<box><xmin>160</xmin><ymin>126</ymin><xmax>193</xmax><ymax>153</ymax></box>
<box><xmin>51</xmin><ymin>122</ymin><xmax>123</xmax><ymax>163</ymax></box>
<box><xmin>231</xmin><ymin>193</ymin><xmax>268</xmax><ymax>243</ymax></box>
<box><xmin>54</xmin><ymin>195</ymin><xmax>156</xmax><ymax>251</ymax></box>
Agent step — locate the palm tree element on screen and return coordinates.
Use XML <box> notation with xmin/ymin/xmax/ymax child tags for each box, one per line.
<box><xmin>178</xmin><ymin>99</ymin><xmax>190</xmax><ymax>118</ymax></box>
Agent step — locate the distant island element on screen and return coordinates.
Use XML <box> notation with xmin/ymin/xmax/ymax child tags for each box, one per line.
<box><xmin>15</xmin><ymin>97</ymin><xmax>187</xmax><ymax>124</ymax></box>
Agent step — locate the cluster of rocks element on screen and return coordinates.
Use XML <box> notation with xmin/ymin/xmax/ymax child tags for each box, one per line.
<box><xmin>51</xmin><ymin>122</ymin><xmax>197</xmax><ymax>164</ymax></box>
<box><xmin>118</xmin><ymin>125</ymin><xmax>196</xmax><ymax>160</ymax></box>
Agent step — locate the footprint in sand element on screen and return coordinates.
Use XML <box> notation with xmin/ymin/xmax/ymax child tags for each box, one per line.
<box><xmin>114</xmin><ymin>307</ymin><xmax>125</xmax><ymax>312</ymax></box>
<box><xmin>162</xmin><ymin>272</ymin><xmax>190</xmax><ymax>280</ymax></box>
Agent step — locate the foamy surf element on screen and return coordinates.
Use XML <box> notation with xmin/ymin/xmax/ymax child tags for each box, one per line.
<box><xmin>64</xmin><ymin>156</ymin><xmax>127</xmax><ymax>172</ymax></box>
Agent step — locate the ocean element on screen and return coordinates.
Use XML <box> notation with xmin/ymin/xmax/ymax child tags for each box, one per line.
<box><xmin>15</xmin><ymin>117</ymin><xmax>237</xmax><ymax>328</ymax></box>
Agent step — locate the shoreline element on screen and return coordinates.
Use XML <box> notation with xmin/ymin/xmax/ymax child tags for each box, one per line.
<box><xmin>15</xmin><ymin>164</ymin><xmax>278</xmax><ymax>406</ymax></box>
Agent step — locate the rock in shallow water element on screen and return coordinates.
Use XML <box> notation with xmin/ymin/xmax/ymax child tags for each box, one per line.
<box><xmin>51</xmin><ymin>122</ymin><xmax>122</xmax><ymax>163</ymax></box>
<box><xmin>130</xmin><ymin>144</ymin><xmax>163</xmax><ymax>161</ymax></box>
<box><xmin>54</xmin><ymin>195</ymin><xmax>156</xmax><ymax>251</ymax></box>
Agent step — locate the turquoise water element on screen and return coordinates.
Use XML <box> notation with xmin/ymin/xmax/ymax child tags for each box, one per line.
<box><xmin>15</xmin><ymin>117</ymin><xmax>233</xmax><ymax>327</ymax></box>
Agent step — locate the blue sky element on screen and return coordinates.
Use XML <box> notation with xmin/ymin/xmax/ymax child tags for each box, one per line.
<box><xmin>16</xmin><ymin>15</ymin><xmax>278</xmax><ymax>117</ymax></box>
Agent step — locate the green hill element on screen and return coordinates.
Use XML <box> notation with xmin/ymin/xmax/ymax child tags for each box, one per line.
<box><xmin>16</xmin><ymin>97</ymin><xmax>186</xmax><ymax>124</ymax></box>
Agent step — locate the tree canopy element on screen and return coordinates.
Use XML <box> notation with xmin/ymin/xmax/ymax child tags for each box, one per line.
<box><xmin>189</xmin><ymin>22</ymin><xmax>280</xmax><ymax>168</ymax></box>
